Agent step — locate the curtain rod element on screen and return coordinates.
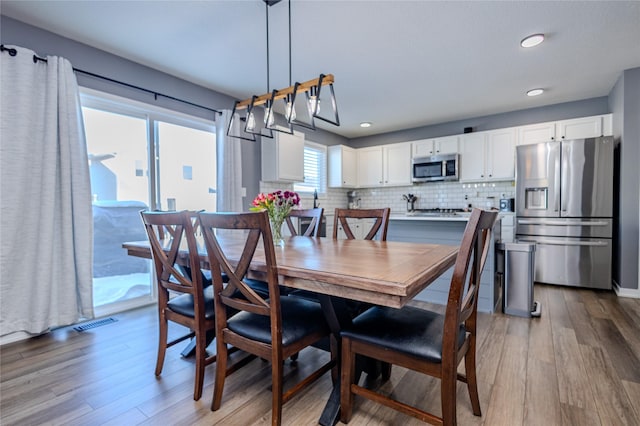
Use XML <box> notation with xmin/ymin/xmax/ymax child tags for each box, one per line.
<box><xmin>0</xmin><ymin>44</ymin><xmax>222</xmax><ymax>116</ymax></box>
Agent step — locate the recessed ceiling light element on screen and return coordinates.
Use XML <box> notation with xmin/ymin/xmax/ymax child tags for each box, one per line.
<box><xmin>520</xmin><ymin>33</ymin><xmax>545</xmax><ymax>48</ymax></box>
<box><xmin>360</xmin><ymin>122</ymin><xmax>372</xmax><ymax>128</ymax></box>
<box><xmin>527</xmin><ymin>88</ymin><xmax>544</xmax><ymax>97</ymax></box>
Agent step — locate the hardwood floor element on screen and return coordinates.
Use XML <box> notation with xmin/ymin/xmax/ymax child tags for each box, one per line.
<box><xmin>1</xmin><ymin>284</ymin><xmax>639</xmax><ymax>425</ymax></box>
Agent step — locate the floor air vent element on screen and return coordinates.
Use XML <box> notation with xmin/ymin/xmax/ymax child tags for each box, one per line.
<box><xmin>73</xmin><ymin>317</ymin><xmax>117</xmax><ymax>332</ymax></box>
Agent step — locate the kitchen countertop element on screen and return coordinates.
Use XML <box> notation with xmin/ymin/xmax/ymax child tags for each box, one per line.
<box><xmin>389</xmin><ymin>213</ymin><xmax>471</xmax><ymax>222</ymax></box>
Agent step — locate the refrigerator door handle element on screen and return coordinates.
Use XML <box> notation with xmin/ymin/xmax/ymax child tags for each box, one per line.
<box><xmin>517</xmin><ymin>219</ymin><xmax>610</xmax><ymax>227</ymax></box>
<box><xmin>518</xmin><ymin>238</ymin><xmax>609</xmax><ymax>247</ymax></box>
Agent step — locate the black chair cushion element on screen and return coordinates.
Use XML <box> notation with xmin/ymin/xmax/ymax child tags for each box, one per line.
<box><xmin>245</xmin><ymin>278</ymin><xmax>292</xmax><ymax>297</ymax></box>
<box><xmin>227</xmin><ymin>297</ymin><xmax>329</xmax><ymax>346</ymax></box>
<box><xmin>167</xmin><ymin>286</ymin><xmax>216</xmax><ymax>320</ymax></box>
<box><xmin>341</xmin><ymin>305</ymin><xmax>467</xmax><ymax>364</ymax></box>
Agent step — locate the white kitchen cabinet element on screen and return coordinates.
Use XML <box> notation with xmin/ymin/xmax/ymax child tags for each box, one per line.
<box><xmin>517</xmin><ymin>114</ymin><xmax>613</xmax><ymax>145</ymax></box>
<box><xmin>459</xmin><ymin>133</ymin><xmax>486</xmax><ymax>181</ymax></box>
<box><xmin>517</xmin><ymin>121</ymin><xmax>557</xmax><ymax>145</ymax></box>
<box><xmin>335</xmin><ymin>218</ymin><xmax>376</xmax><ymax>240</ymax></box>
<box><xmin>383</xmin><ymin>142</ymin><xmax>412</xmax><ymax>186</ymax></box>
<box><xmin>357</xmin><ymin>146</ymin><xmax>383</xmax><ymax>187</ymax></box>
<box><xmin>261</xmin><ymin>130</ymin><xmax>304</xmax><ymax>182</ymax></box>
<box><xmin>556</xmin><ymin>114</ymin><xmax>611</xmax><ymax>140</ymax></box>
<box><xmin>460</xmin><ymin>129</ymin><xmax>516</xmax><ymax>182</ymax></box>
<box><xmin>357</xmin><ymin>142</ymin><xmax>412</xmax><ymax>188</ymax></box>
<box><xmin>328</xmin><ymin>145</ymin><xmax>357</xmax><ymax>188</ymax></box>
<box><xmin>412</xmin><ymin>136</ymin><xmax>459</xmax><ymax>157</ymax></box>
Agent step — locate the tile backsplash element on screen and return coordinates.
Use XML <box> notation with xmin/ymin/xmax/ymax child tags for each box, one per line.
<box><xmin>259</xmin><ymin>180</ymin><xmax>515</xmax><ymax>215</ymax></box>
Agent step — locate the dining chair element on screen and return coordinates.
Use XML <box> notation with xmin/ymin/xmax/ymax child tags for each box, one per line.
<box><xmin>339</xmin><ymin>208</ymin><xmax>499</xmax><ymax>426</ymax></box>
<box><xmin>199</xmin><ymin>210</ymin><xmax>337</xmax><ymax>426</ymax></box>
<box><xmin>333</xmin><ymin>207</ymin><xmax>391</xmax><ymax>240</ymax></box>
<box><xmin>140</xmin><ymin>210</ymin><xmax>216</xmax><ymax>401</ymax></box>
<box><xmin>285</xmin><ymin>207</ymin><xmax>324</xmax><ymax>237</ymax></box>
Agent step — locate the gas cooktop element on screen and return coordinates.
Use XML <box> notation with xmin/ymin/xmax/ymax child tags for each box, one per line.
<box><xmin>406</xmin><ymin>208</ymin><xmax>466</xmax><ymax>217</ymax></box>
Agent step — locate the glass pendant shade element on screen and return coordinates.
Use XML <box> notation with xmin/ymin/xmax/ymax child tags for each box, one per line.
<box><xmin>264</xmin><ymin>90</ymin><xmax>294</xmax><ymax>134</ymax></box>
<box><xmin>227</xmin><ymin>101</ymin><xmax>259</xmax><ymax>142</ymax></box>
<box><xmin>244</xmin><ymin>96</ymin><xmax>273</xmax><ymax>138</ymax></box>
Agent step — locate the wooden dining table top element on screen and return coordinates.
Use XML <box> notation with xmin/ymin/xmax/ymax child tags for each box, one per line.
<box><xmin>123</xmin><ymin>236</ymin><xmax>459</xmax><ymax>309</ymax></box>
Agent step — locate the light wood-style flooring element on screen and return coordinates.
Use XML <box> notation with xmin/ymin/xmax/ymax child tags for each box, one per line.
<box><xmin>1</xmin><ymin>284</ymin><xmax>639</xmax><ymax>425</ymax></box>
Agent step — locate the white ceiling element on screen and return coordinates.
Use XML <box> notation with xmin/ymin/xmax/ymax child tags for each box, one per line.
<box><xmin>2</xmin><ymin>1</ymin><xmax>640</xmax><ymax>139</ymax></box>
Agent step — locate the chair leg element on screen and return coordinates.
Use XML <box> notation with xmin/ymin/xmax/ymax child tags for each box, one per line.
<box><xmin>464</xmin><ymin>346</ymin><xmax>482</xmax><ymax>416</ymax></box>
<box><xmin>155</xmin><ymin>311</ymin><xmax>168</xmax><ymax>376</ymax></box>
<box><xmin>193</xmin><ymin>328</ymin><xmax>206</xmax><ymax>401</ymax></box>
<box><xmin>340</xmin><ymin>337</ymin><xmax>356</xmax><ymax>423</ymax></box>
<box><xmin>271</xmin><ymin>352</ymin><xmax>284</xmax><ymax>426</ymax></box>
<box><xmin>381</xmin><ymin>361</ymin><xmax>392</xmax><ymax>381</ymax></box>
<box><xmin>211</xmin><ymin>338</ymin><xmax>228</xmax><ymax>411</ymax></box>
<box><xmin>441</xmin><ymin>369</ymin><xmax>457</xmax><ymax>426</ymax></box>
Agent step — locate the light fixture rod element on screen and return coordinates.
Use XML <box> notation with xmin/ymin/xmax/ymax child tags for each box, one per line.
<box><xmin>234</xmin><ymin>74</ymin><xmax>335</xmax><ymax>110</ymax></box>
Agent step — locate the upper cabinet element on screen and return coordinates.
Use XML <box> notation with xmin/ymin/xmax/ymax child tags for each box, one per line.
<box><xmin>357</xmin><ymin>146</ymin><xmax>383</xmax><ymax>187</ymax></box>
<box><xmin>412</xmin><ymin>136</ymin><xmax>459</xmax><ymax>157</ymax></box>
<box><xmin>261</xmin><ymin>130</ymin><xmax>304</xmax><ymax>182</ymax></box>
<box><xmin>328</xmin><ymin>145</ymin><xmax>357</xmax><ymax>188</ymax></box>
<box><xmin>383</xmin><ymin>142</ymin><xmax>413</xmax><ymax>186</ymax></box>
<box><xmin>357</xmin><ymin>142</ymin><xmax>412</xmax><ymax>188</ymax></box>
<box><xmin>460</xmin><ymin>128</ymin><xmax>516</xmax><ymax>182</ymax></box>
<box><xmin>517</xmin><ymin>114</ymin><xmax>612</xmax><ymax>146</ymax></box>
<box><xmin>517</xmin><ymin>122</ymin><xmax>557</xmax><ymax>145</ymax></box>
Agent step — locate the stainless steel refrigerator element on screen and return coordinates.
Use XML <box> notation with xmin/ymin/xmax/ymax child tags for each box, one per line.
<box><xmin>515</xmin><ymin>136</ymin><xmax>614</xmax><ymax>289</ymax></box>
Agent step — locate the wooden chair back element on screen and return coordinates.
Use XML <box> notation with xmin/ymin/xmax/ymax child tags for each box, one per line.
<box><xmin>141</xmin><ymin>210</ymin><xmax>204</xmax><ymax>299</ymax></box>
<box><xmin>198</xmin><ymin>210</ymin><xmax>281</xmax><ymax>328</ymax></box>
<box><xmin>444</xmin><ymin>208</ymin><xmax>498</xmax><ymax>354</ymax></box>
<box><xmin>333</xmin><ymin>207</ymin><xmax>391</xmax><ymax>240</ymax></box>
<box><xmin>285</xmin><ymin>208</ymin><xmax>324</xmax><ymax>237</ymax></box>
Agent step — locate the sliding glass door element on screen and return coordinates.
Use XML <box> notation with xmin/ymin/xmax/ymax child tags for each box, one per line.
<box><xmin>81</xmin><ymin>90</ymin><xmax>216</xmax><ymax>315</ymax></box>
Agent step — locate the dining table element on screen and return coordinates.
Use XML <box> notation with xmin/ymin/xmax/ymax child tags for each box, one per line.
<box><xmin>123</xmin><ymin>235</ymin><xmax>458</xmax><ymax>425</ymax></box>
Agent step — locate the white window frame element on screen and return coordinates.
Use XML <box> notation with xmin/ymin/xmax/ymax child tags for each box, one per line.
<box><xmin>294</xmin><ymin>141</ymin><xmax>327</xmax><ymax>195</ymax></box>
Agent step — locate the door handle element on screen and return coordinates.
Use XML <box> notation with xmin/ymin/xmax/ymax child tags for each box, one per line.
<box><xmin>518</xmin><ymin>239</ymin><xmax>608</xmax><ymax>247</ymax></box>
<box><xmin>517</xmin><ymin>220</ymin><xmax>609</xmax><ymax>227</ymax></box>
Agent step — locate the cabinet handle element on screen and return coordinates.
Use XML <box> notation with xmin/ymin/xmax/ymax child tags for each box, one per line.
<box><xmin>551</xmin><ymin>137</ymin><xmax>555</xmax><ymax>140</ymax></box>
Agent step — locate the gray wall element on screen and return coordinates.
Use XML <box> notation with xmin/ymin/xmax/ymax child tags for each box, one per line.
<box><xmin>0</xmin><ymin>15</ymin><xmax>347</xmax><ymax>209</ymax></box>
<box><xmin>349</xmin><ymin>97</ymin><xmax>610</xmax><ymax>148</ymax></box>
<box><xmin>609</xmin><ymin>68</ymin><xmax>640</xmax><ymax>291</ymax></box>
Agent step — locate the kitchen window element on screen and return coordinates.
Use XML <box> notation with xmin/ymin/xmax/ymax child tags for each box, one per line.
<box><xmin>294</xmin><ymin>141</ymin><xmax>327</xmax><ymax>195</ymax></box>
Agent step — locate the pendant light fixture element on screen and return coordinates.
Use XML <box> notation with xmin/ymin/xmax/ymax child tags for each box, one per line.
<box><xmin>227</xmin><ymin>0</ymin><xmax>340</xmax><ymax>141</ymax></box>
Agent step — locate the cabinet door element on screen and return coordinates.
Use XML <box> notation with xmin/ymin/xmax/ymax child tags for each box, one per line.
<box><xmin>328</xmin><ymin>145</ymin><xmax>357</xmax><ymax>188</ymax></box>
<box><xmin>412</xmin><ymin>139</ymin><xmax>434</xmax><ymax>157</ymax></box>
<box><xmin>277</xmin><ymin>132</ymin><xmax>304</xmax><ymax>181</ymax></box>
<box><xmin>434</xmin><ymin>136</ymin><xmax>459</xmax><ymax>154</ymax></box>
<box><xmin>517</xmin><ymin>122</ymin><xmax>556</xmax><ymax>145</ymax></box>
<box><xmin>261</xmin><ymin>131</ymin><xmax>304</xmax><ymax>182</ymax></box>
<box><xmin>342</xmin><ymin>147</ymin><xmax>358</xmax><ymax>187</ymax></box>
<box><xmin>557</xmin><ymin>116</ymin><xmax>603</xmax><ymax>140</ymax></box>
<box><xmin>357</xmin><ymin>146</ymin><xmax>383</xmax><ymax>187</ymax></box>
<box><xmin>486</xmin><ymin>128</ymin><xmax>516</xmax><ymax>180</ymax></box>
<box><xmin>459</xmin><ymin>133</ymin><xmax>486</xmax><ymax>181</ymax></box>
<box><xmin>384</xmin><ymin>142</ymin><xmax>412</xmax><ymax>186</ymax></box>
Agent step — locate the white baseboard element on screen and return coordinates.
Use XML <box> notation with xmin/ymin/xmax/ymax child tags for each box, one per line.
<box><xmin>0</xmin><ymin>331</ymin><xmax>35</xmax><ymax>346</ymax></box>
<box><xmin>613</xmin><ymin>282</ymin><xmax>640</xmax><ymax>298</ymax></box>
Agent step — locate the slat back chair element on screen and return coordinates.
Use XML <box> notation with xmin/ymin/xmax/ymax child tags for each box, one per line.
<box><xmin>340</xmin><ymin>208</ymin><xmax>499</xmax><ymax>426</ymax></box>
<box><xmin>140</xmin><ymin>210</ymin><xmax>215</xmax><ymax>401</ymax></box>
<box><xmin>285</xmin><ymin>207</ymin><xmax>324</xmax><ymax>237</ymax></box>
<box><xmin>199</xmin><ymin>210</ymin><xmax>336</xmax><ymax>426</ymax></box>
<box><xmin>333</xmin><ymin>208</ymin><xmax>391</xmax><ymax>241</ymax></box>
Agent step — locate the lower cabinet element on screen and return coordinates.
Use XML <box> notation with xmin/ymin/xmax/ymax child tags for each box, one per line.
<box><xmin>387</xmin><ymin>218</ymin><xmax>501</xmax><ymax>313</ymax></box>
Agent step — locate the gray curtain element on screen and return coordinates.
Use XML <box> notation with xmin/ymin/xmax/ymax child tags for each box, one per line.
<box><xmin>0</xmin><ymin>45</ymin><xmax>94</xmax><ymax>337</ymax></box>
<box><xmin>216</xmin><ymin>110</ymin><xmax>243</xmax><ymax>212</ymax></box>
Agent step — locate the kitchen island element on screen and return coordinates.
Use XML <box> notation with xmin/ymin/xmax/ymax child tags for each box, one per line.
<box><xmin>388</xmin><ymin>213</ymin><xmax>502</xmax><ymax>313</ymax></box>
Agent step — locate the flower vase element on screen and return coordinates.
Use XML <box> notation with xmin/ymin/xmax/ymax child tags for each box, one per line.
<box><xmin>270</xmin><ymin>217</ymin><xmax>285</xmax><ymax>247</ymax></box>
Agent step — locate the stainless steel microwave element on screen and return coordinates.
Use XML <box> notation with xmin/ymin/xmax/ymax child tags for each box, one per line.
<box><xmin>412</xmin><ymin>153</ymin><xmax>459</xmax><ymax>183</ymax></box>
